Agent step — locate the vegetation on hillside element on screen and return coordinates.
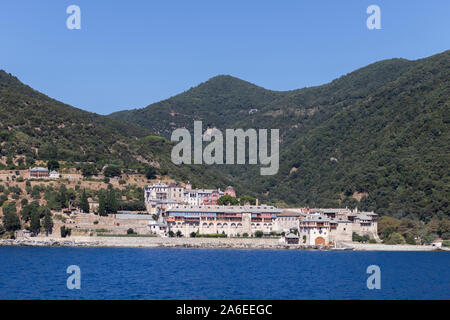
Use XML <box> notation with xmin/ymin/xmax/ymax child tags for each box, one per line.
<box><xmin>110</xmin><ymin>50</ymin><xmax>449</xmax><ymax>223</ymax></box>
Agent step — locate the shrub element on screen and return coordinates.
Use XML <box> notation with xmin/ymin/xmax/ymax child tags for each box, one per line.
<box><xmin>93</xmin><ymin>220</ymin><xmax>99</xmax><ymax>225</ymax></box>
<box><xmin>353</xmin><ymin>232</ymin><xmax>369</xmax><ymax>242</ymax></box>
<box><xmin>104</xmin><ymin>166</ymin><xmax>121</xmax><ymax>178</ymax></box>
<box><xmin>194</xmin><ymin>233</ymin><xmax>227</xmax><ymax>238</ymax></box>
<box><xmin>442</xmin><ymin>240</ymin><xmax>450</xmax><ymax>247</ymax></box>
<box><xmin>383</xmin><ymin>232</ymin><xmax>405</xmax><ymax>245</ymax></box>
<box><xmin>190</xmin><ymin>232</ymin><xmax>196</xmax><ymax>238</ymax></box>
<box><xmin>81</xmin><ymin>164</ymin><xmax>98</xmax><ymax>177</ymax></box>
<box><xmin>127</xmin><ymin>228</ymin><xmax>135</xmax><ymax>235</ymax></box>
<box><xmin>60</xmin><ymin>226</ymin><xmax>71</xmax><ymax>238</ymax></box>
<box><xmin>254</xmin><ymin>230</ymin><xmax>264</xmax><ymax>238</ymax></box>
<box><xmin>405</xmin><ymin>235</ymin><xmax>416</xmax><ymax>245</ymax></box>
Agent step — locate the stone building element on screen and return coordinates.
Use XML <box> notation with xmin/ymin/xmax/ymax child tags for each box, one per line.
<box><xmin>283</xmin><ymin>233</ymin><xmax>299</xmax><ymax>244</ymax></box>
<box><xmin>71</xmin><ymin>213</ymin><xmax>156</xmax><ymax>235</ymax></box>
<box><xmin>168</xmin><ymin>182</ymin><xmax>184</xmax><ymax>203</ymax></box>
<box><xmin>165</xmin><ymin>205</ymin><xmax>282</xmax><ymax>237</ymax></box>
<box><xmin>29</xmin><ymin>167</ymin><xmax>49</xmax><ymax>178</ymax></box>
<box><xmin>49</xmin><ymin>170</ymin><xmax>60</xmax><ymax>179</ymax></box>
<box><xmin>275</xmin><ymin>210</ymin><xmax>302</xmax><ymax>234</ymax></box>
<box><xmin>299</xmin><ymin>214</ymin><xmax>331</xmax><ymax>245</ymax></box>
<box><xmin>224</xmin><ymin>186</ymin><xmax>236</xmax><ymax>197</ymax></box>
<box><xmin>144</xmin><ymin>181</ymin><xmax>226</xmax><ymax>211</ymax></box>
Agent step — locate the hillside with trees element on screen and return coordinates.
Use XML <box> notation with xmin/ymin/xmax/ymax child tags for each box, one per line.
<box><xmin>0</xmin><ymin>71</ymin><xmax>234</xmax><ymax>190</ymax></box>
<box><xmin>110</xmin><ymin>50</ymin><xmax>450</xmax><ymax>222</ymax></box>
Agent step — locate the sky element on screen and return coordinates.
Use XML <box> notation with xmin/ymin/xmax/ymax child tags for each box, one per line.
<box><xmin>0</xmin><ymin>0</ymin><xmax>449</xmax><ymax>115</ymax></box>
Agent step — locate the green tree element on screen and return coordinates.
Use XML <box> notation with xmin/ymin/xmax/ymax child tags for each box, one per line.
<box><xmin>80</xmin><ymin>189</ymin><xmax>89</xmax><ymax>213</ymax></box>
<box><xmin>98</xmin><ymin>192</ymin><xmax>107</xmax><ymax>216</ymax></box>
<box><xmin>47</xmin><ymin>160</ymin><xmax>60</xmax><ymax>171</ymax></box>
<box><xmin>239</xmin><ymin>195</ymin><xmax>256</xmax><ymax>205</ymax></box>
<box><xmin>106</xmin><ymin>187</ymin><xmax>118</xmax><ymax>214</ymax></box>
<box><xmin>81</xmin><ymin>164</ymin><xmax>98</xmax><ymax>177</ymax></box>
<box><xmin>145</xmin><ymin>166</ymin><xmax>157</xmax><ymax>180</ymax></box>
<box><xmin>217</xmin><ymin>194</ymin><xmax>239</xmax><ymax>205</ymax></box>
<box><xmin>30</xmin><ymin>210</ymin><xmax>41</xmax><ymax>235</ymax></box>
<box><xmin>254</xmin><ymin>230</ymin><xmax>264</xmax><ymax>238</ymax></box>
<box><xmin>378</xmin><ymin>216</ymin><xmax>401</xmax><ymax>239</ymax></box>
<box><xmin>2</xmin><ymin>202</ymin><xmax>21</xmax><ymax>231</ymax></box>
<box><xmin>42</xmin><ymin>207</ymin><xmax>53</xmax><ymax>236</ymax></box>
<box><xmin>60</xmin><ymin>225</ymin><xmax>71</xmax><ymax>238</ymax></box>
<box><xmin>58</xmin><ymin>184</ymin><xmax>68</xmax><ymax>209</ymax></box>
<box><xmin>104</xmin><ymin>166</ymin><xmax>121</xmax><ymax>178</ymax></box>
<box><xmin>21</xmin><ymin>201</ymin><xmax>39</xmax><ymax>222</ymax></box>
<box><xmin>384</xmin><ymin>232</ymin><xmax>406</xmax><ymax>245</ymax></box>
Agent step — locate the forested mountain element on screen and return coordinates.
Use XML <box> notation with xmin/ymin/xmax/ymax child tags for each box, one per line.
<box><xmin>0</xmin><ymin>70</ymin><xmax>233</xmax><ymax>189</ymax></box>
<box><xmin>110</xmin><ymin>50</ymin><xmax>450</xmax><ymax>221</ymax></box>
<box><xmin>110</xmin><ymin>75</ymin><xmax>286</xmax><ymax>137</ymax></box>
<box><xmin>1</xmin><ymin>50</ymin><xmax>448</xmax><ymax>221</ymax></box>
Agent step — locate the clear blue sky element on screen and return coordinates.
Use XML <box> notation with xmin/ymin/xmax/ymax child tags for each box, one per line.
<box><xmin>0</xmin><ymin>1</ymin><xmax>449</xmax><ymax>115</ymax></box>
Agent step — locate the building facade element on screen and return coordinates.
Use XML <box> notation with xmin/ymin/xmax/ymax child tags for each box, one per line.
<box><xmin>165</xmin><ymin>205</ymin><xmax>282</xmax><ymax>236</ymax></box>
<box><xmin>29</xmin><ymin>167</ymin><xmax>49</xmax><ymax>178</ymax></box>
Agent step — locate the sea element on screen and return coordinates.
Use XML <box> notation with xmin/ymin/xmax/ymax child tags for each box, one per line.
<box><xmin>0</xmin><ymin>247</ymin><xmax>448</xmax><ymax>300</ymax></box>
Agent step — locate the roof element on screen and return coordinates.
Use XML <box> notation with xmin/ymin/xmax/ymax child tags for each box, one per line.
<box><xmin>145</xmin><ymin>182</ymin><xmax>168</xmax><ymax>189</ymax></box>
<box><xmin>167</xmin><ymin>204</ymin><xmax>281</xmax><ymax>214</ymax></box>
<box><xmin>277</xmin><ymin>210</ymin><xmax>301</xmax><ymax>217</ymax></box>
<box><xmin>355</xmin><ymin>214</ymin><xmax>373</xmax><ymax>221</ymax></box>
<box><xmin>115</xmin><ymin>214</ymin><xmax>154</xmax><ymax>220</ymax></box>
<box><xmin>168</xmin><ymin>182</ymin><xmax>182</xmax><ymax>188</ymax></box>
<box><xmin>30</xmin><ymin>167</ymin><xmax>48</xmax><ymax>172</ymax></box>
<box><xmin>329</xmin><ymin>218</ymin><xmax>351</xmax><ymax>223</ymax></box>
<box><xmin>301</xmin><ymin>215</ymin><xmax>331</xmax><ymax>222</ymax></box>
<box><xmin>148</xmin><ymin>221</ymin><xmax>167</xmax><ymax>227</ymax></box>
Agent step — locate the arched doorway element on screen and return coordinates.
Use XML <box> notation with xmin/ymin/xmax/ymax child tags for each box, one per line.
<box><xmin>315</xmin><ymin>237</ymin><xmax>325</xmax><ymax>245</ymax></box>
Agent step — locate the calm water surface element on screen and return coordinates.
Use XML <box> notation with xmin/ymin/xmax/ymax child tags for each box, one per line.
<box><xmin>0</xmin><ymin>247</ymin><xmax>448</xmax><ymax>299</ymax></box>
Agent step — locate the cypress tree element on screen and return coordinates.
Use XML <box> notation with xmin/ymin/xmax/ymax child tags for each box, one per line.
<box><xmin>58</xmin><ymin>184</ymin><xmax>68</xmax><ymax>209</ymax></box>
<box><xmin>43</xmin><ymin>208</ymin><xmax>53</xmax><ymax>236</ymax></box>
<box><xmin>30</xmin><ymin>211</ymin><xmax>41</xmax><ymax>235</ymax></box>
<box><xmin>106</xmin><ymin>188</ymin><xmax>118</xmax><ymax>214</ymax></box>
<box><xmin>98</xmin><ymin>192</ymin><xmax>106</xmax><ymax>216</ymax></box>
<box><xmin>80</xmin><ymin>189</ymin><xmax>89</xmax><ymax>213</ymax></box>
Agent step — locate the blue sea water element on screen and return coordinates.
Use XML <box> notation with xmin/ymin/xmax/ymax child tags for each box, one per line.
<box><xmin>0</xmin><ymin>247</ymin><xmax>448</xmax><ymax>300</ymax></box>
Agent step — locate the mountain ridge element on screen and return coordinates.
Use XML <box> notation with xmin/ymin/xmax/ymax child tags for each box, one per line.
<box><xmin>108</xmin><ymin>50</ymin><xmax>450</xmax><ymax>220</ymax></box>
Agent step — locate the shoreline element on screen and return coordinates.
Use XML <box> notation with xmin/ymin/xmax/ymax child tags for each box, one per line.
<box><xmin>0</xmin><ymin>237</ymin><xmax>447</xmax><ymax>251</ymax></box>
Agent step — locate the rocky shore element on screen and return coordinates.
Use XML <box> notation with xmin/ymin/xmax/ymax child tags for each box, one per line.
<box><xmin>0</xmin><ymin>236</ymin><xmax>342</xmax><ymax>250</ymax></box>
<box><xmin>0</xmin><ymin>237</ymin><xmax>446</xmax><ymax>251</ymax></box>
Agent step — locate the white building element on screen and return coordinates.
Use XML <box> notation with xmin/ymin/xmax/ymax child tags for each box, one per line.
<box><xmin>49</xmin><ymin>170</ymin><xmax>60</xmax><ymax>179</ymax></box>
